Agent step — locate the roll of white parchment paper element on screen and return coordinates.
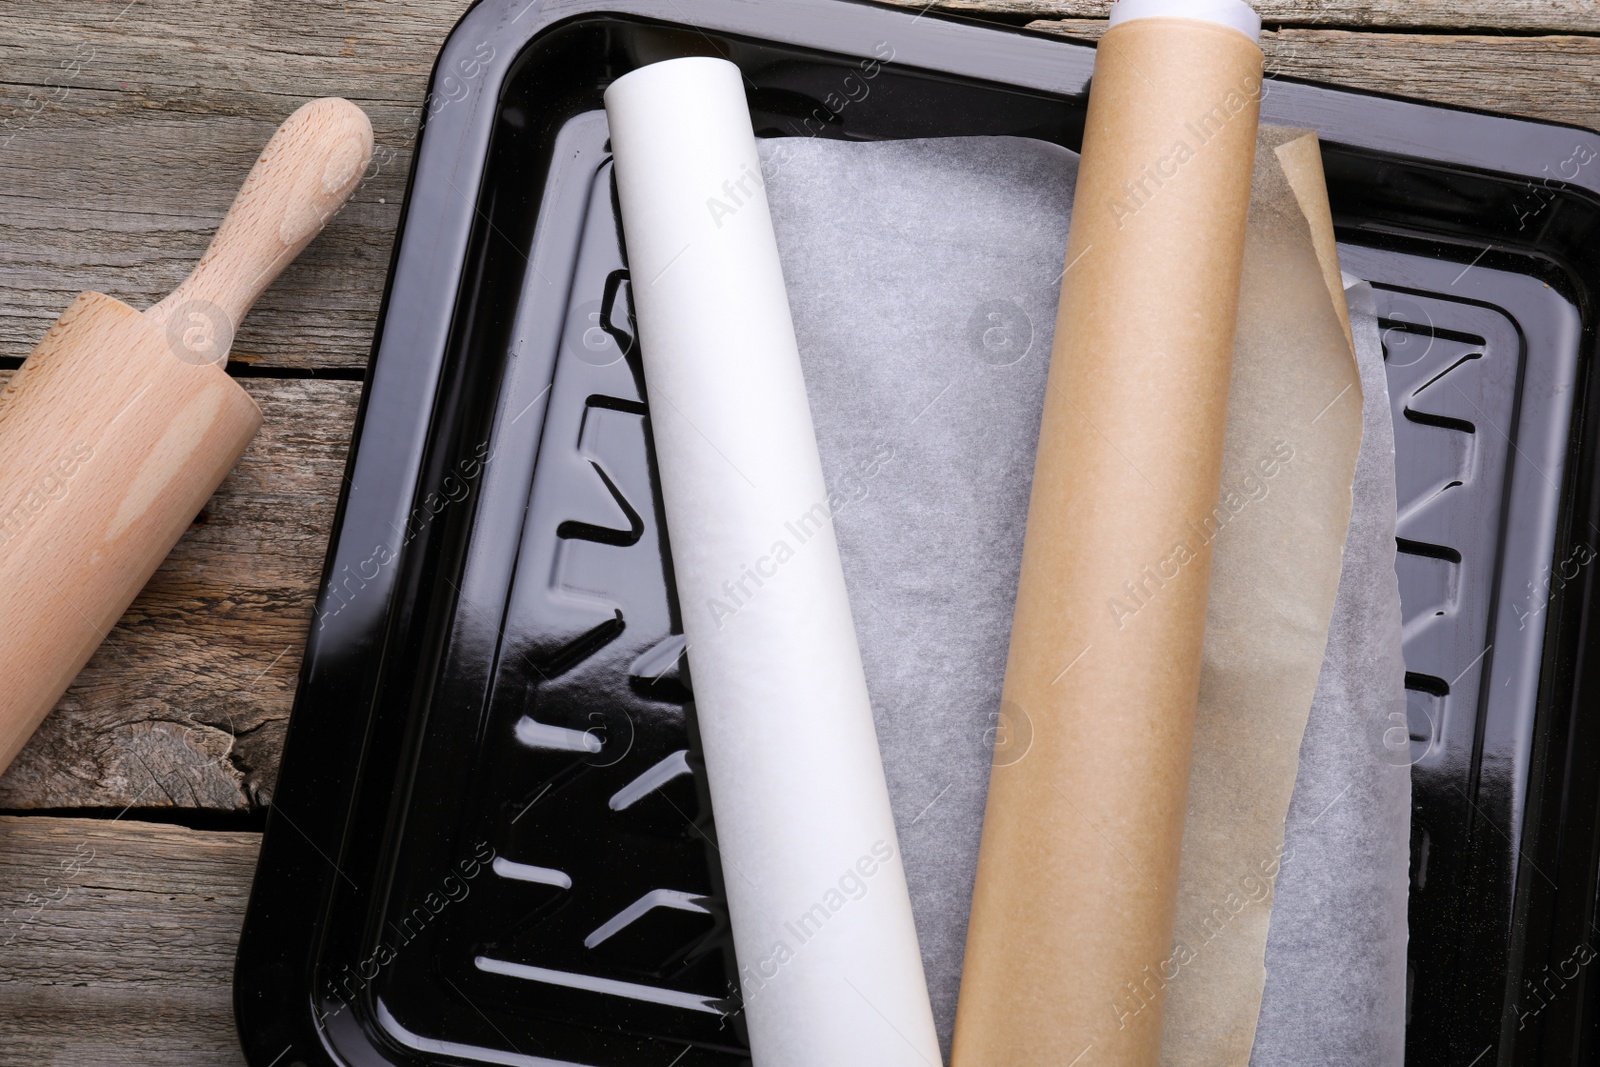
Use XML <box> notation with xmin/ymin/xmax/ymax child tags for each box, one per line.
<box><xmin>604</xmin><ymin>57</ymin><xmax>941</xmax><ymax>1067</ymax></box>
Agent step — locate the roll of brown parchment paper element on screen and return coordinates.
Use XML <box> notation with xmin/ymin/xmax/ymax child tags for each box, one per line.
<box><xmin>952</xmin><ymin>3</ymin><xmax>1265</xmax><ymax>1065</ymax></box>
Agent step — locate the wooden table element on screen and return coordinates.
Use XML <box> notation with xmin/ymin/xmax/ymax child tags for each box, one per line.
<box><xmin>0</xmin><ymin>1</ymin><xmax>1593</xmax><ymax>1060</ymax></box>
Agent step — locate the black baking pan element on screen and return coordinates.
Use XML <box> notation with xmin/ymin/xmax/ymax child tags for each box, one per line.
<box><xmin>232</xmin><ymin>2</ymin><xmax>1600</xmax><ymax>1064</ymax></box>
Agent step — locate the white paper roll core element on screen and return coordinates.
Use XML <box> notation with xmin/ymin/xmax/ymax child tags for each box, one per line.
<box><xmin>1108</xmin><ymin>0</ymin><xmax>1262</xmax><ymax>41</ymax></box>
<box><xmin>604</xmin><ymin>57</ymin><xmax>941</xmax><ymax>1067</ymax></box>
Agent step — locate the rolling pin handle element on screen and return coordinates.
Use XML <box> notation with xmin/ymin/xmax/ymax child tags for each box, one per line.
<box><xmin>147</xmin><ymin>97</ymin><xmax>374</xmax><ymax>365</ymax></box>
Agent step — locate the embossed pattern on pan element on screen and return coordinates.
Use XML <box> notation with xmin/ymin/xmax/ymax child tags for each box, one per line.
<box><xmin>234</xmin><ymin>3</ymin><xmax>1600</xmax><ymax>1065</ymax></box>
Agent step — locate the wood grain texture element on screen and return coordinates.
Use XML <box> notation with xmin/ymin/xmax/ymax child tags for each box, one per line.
<box><xmin>1024</xmin><ymin>21</ymin><xmax>1600</xmax><ymax>135</ymax></box>
<box><xmin>880</xmin><ymin>0</ymin><xmax>1600</xmax><ymax>34</ymax></box>
<box><xmin>0</xmin><ymin>375</ymin><xmax>359</xmax><ymax>812</ymax></box>
<box><xmin>0</xmin><ymin>0</ymin><xmax>471</xmax><ymax>371</ymax></box>
<box><xmin>0</xmin><ymin>815</ymin><xmax>256</xmax><ymax>1065</ymax></box>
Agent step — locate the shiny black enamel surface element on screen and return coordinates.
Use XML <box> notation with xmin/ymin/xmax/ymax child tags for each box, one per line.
<box><xmin>233</xmin><ymin>2</ymin><xmax>1600</xmax><ymax>1064</ymax></box>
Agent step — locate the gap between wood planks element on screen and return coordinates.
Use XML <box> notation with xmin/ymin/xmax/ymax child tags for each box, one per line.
<box><xmin>0</xmin><ymin>815</ymin><xmax>257</xmax><ymax>1067</ymax></box>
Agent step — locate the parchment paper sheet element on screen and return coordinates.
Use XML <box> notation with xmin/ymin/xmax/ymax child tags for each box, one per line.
<box><xmin>1248</xmin><ymin>282</ymin><xmax>1411</xmax><ymax>1066</ymax></box>
<box><xmin>760</xmin><ymin>131</ymin><xmax>1406</xmax><ymax>1063</ymax></box>
<box><xmin>762</xmin><ymin>134</ymin><xmax>1067</xmax><ymax>1050</ymax></box>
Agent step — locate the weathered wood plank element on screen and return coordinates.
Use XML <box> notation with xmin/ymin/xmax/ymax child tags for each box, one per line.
<box><xmin>0</xmin><ymin>0</ymin><xmax>473</xmax><ymax>371</ymax></box>
<box><xmin>0</xmin><ymin>815</ymin><xmax>257</xmax><ymax>1066</ymax></box>
<box><xmin>0</xmin><ymin>376</ymin><xmax>359</xmax><ymax>812</ymax></box>
<box><xmin>1024</xmin><ymin>21</ymin><xmax>1600</xmax><ymax>135</ymax></box>
<box><xmin>883</xmin><ymin>0</ymin><xmax>1600</xmax><ymax>34</ymax></box>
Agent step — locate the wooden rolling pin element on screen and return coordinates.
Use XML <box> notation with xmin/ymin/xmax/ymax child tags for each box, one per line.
<box><xmin>0</xmin><ymin>97</ymin><xmax>373</xmax><ymax>776</ymax></box>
